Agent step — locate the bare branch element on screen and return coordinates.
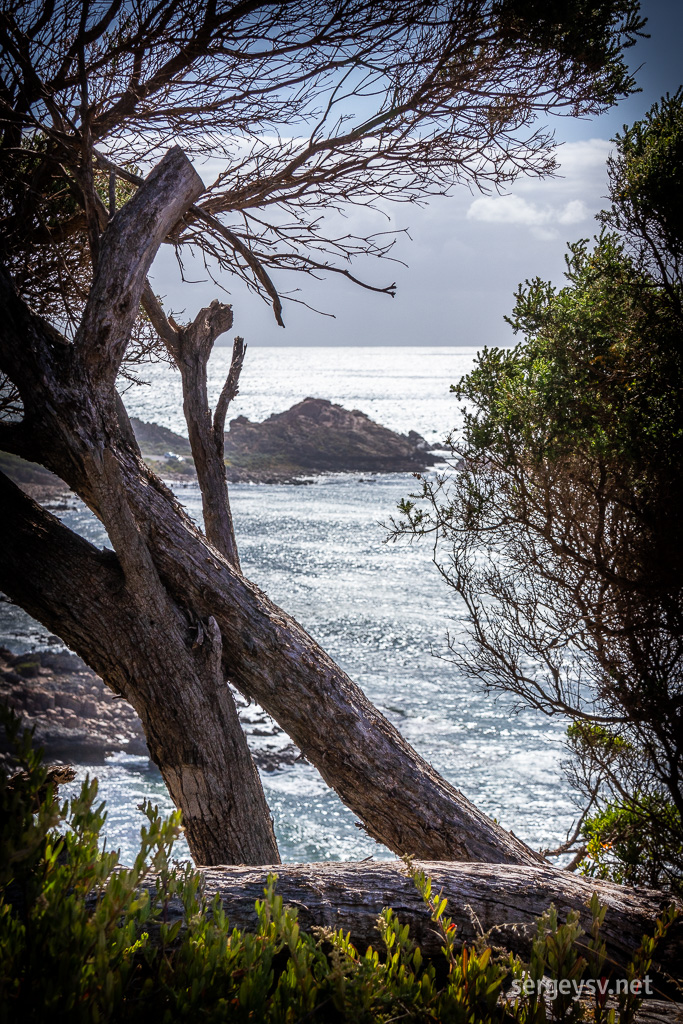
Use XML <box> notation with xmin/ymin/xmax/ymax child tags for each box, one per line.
<box><xmin>181</xmin><ymin>299</ymin><xmax>234</xmax><ymax>362</ymax></box>
<box><xmin>191</xmin><ymin>207</ymin><xmax>285</xmax><ymax>327</ymax></box>
<box><xmin>172</xmin><ymin>299</ymin><xmax>240</xmax><ymax>567</ymax></box>
<box><xmin>213</xmin><ymin>335</ymin><xmax>246</xmax><ymax>450</ymax></box>
<box><xmin>141</xmin><ymin>279</ymin><xmax>181</xmax><ymax>359</ymax></box>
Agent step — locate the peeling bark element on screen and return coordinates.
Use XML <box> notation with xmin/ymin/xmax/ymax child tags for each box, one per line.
<box><xmin>76</xmin><ymin>148</ymin><xmax>204</xmax><ymax>382</ymax></box>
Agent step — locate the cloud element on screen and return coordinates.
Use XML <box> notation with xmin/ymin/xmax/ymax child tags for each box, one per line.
<box><xmin>553</xmin><ymin>138</ymin><xmax>612</xmax><ymax>176</ymax></box>
<box><xmin>466</xmin><ymin>194</ymin><xmax>589</xmax><ymax>229</ymax></box>
<box><xmin>151</xmin><ymin>133</ymin><xmax>614</xmax><ymax>348</ymax></box>
<box><xmin>462</xmin><ymin>138</ymin><xmax>610</xmax><ymax>241</ymax></box>
<box><xmin>467</xmin><ymin>195</ymin><xmax>544</xmax><ymax>225</ymax></box>
<box><xmin>557</xmin><ymin>199</ymin><xmax>588</xmax><ymax>225</ymax></box>
<box><xmin>513</xmin><ymin>138</ymin><xmax>611</xmax><ymax>194</ymax></box>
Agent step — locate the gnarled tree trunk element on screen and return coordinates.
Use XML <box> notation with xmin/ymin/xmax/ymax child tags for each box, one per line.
<box><xmin>0</xmin><ymin>148</ymin><xmax>539</xmax><ymax>868</ymax></box>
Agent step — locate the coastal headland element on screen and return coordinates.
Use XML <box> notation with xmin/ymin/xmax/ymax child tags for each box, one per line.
<box><xmin>0</xmin><ymin>396</ymin><xmax>444</xmax><ymax>491</ymax></box>
<box><xmin>134</xmin><ymin>396</ymin><xmax>444</xmax><ymax>483</ymax></box>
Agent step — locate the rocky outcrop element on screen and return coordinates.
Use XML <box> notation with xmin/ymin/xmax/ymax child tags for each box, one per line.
<box><xmin>0</xmin><ymin>648</ymin><xmax>147</xmax><ymax>763</ymax></box>
<box><xmin>0</xmin><ymin>648</ymin><xmax>299</xmax><ymax>771</ymax></box>
<box><xmin>128</xmin><ymin>417</ymin><xmax>192</xmax><ymax>456</ymax></box>
<box><xmin>223</xmin><ymin>397</ymin><xmax>443</xmax><ymax>483</ymax></box>
<box><xmin>3</xmin><ymin>403</ymin><xmax>443</xmax><ymax>492</ymax></box>
<box><xmin>128</xmin><ymin>417</ymin><xmax>196</xmax><ymax>477</ymax></box>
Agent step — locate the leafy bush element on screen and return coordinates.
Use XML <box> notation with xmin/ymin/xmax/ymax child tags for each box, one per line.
<box><xmin>578</xmin><ymin>797</ymin><xmax>683</xmax><ymax>890</ymax></box>
<box><xmin>392</xmin><ymin>94</ymin><xmax>683</xmax><ymax>897</ymax></box>
<box><xmin>0</xmin><ymin>710</ymin><xmax>677</xmax><ymax>1023</ymax></box>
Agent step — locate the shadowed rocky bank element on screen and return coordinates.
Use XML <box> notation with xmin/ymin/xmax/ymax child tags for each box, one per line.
<box><xmin>0</xmin><ymin>648</ymin><xmax>299</xmax><ymax>771</ymax></box>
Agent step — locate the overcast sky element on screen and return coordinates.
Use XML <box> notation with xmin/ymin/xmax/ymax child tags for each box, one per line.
<box><xmin>150</xmin><ymin>0</ymin><xmax>683</xmax><ymax>348</ymax></box>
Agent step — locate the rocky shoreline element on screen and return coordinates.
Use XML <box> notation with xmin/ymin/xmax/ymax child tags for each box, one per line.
<box><xmin>220</xmin><ymin>397</ymin><xmax>444</xmax><ymax>483</ymax></box>
<box><xmin>0</xmin><ymin>648</ymin><xmax>299</xmax><ymax>773</ymax></box>
<box><xmin>0</xmin><ymin>648</ymin><xmax>146</xmax><ymax>764</ymax></box>
<box><xmin>2</xmin><ymin>397</ymin><xmax>444</xmax><ymax>492</ymax></box>
<box><xmin>132</xmin><ymin>397</ymin><xmax>445</xmax><ymax>484</ymax></box>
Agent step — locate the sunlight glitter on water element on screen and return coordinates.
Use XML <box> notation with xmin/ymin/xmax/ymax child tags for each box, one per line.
<box><xmin>2</xmin><ymin>347</ymin><xmax>578</xmax><ymax>865</ymax></box>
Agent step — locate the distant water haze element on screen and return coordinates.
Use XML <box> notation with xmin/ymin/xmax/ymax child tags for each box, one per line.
<box><xmin>3</xmin><ymin>347</ymin><xmax>577</xmax><ymax>864</ymax></box>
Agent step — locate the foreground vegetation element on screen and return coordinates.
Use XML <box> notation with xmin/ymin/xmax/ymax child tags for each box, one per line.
<box><xmin>0</xmin><ymin>714</ymin><xmax>678</xmax><ymax>1024</ymax></box>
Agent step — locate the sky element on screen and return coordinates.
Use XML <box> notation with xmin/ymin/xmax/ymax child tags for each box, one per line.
<box><xmin>150</xmin><ymin>0</ymin><xmax>683</xmax><ymax>348</ymax></box>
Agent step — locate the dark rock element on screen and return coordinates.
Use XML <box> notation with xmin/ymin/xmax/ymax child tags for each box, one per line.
<box><xmin>129</xmin><ymin>417</ymin><xmax>192</xmax><ymax>456</ymax></box>
<box><xmin>128</xmin><ymin>418</ymin><xmax>196</xmax><ymax>477</ymax></box>
<box><xmin>31</xmin><ymin>724</ymin><xmax>111</xmax><ymax>764</ymax></box>
<box><xmin>251</xmin><ymin>744</ymin><xmax>303</xmax><ymax>772</ymax></box>
<box><xmin>0</xmin><ymin>648</ymin><xmax>148</xmax><ymax>764</ymax></box>
<box><xmin>1</xmin><ymin>649</ymin><xmax>299</xmax><ymax>772</ymax></box>
<box><xmin>223</xmin><ymin>397</ymin><xmax>443</xmax><ymax>483</ymax></box>
<box><xmin>124</xmin><ymin>736</ymin><xmax>151</xmax><ymax>757</ymax></box>
<box><xmin>38</xmin><ymin>651</ymin><xmax>87</xmax><ymax>673</ymax></box>
<box><xmin>6</xmin><ymin>406</ymin><xmax>444</xmax><ymax>494</ymax></box>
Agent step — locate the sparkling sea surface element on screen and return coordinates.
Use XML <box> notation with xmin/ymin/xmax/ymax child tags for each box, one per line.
<box><xmin>1</xmin><ymin>346</ymin><xmax>577</xmax><ymax>864</ymax></box>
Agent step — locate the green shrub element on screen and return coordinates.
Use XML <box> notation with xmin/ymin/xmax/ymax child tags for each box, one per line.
<box><xmin>0</xmin><ymin>709</ymin><xmax>677</xmax><ymax>1023</ymax></box>
<box><xmin>578</xmin><ymin>797</ymin><xmax>683</xmax><ymax>892</ymax></box>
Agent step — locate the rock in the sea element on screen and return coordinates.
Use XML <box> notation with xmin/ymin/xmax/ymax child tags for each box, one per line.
<box><xmin>0</xmin><ymin>451</ymin><xmax>65</xmax><ymax>497</ymax></box>
<box><xmin>129</xmin><ymin>417</ymin><xmax>192</xmax><ymax>456</ymax></box>
<box><xmin>223</xmin><ymin>397</ymin><xmax>442</xmax><ymax>482</ymax></box>
<box><xmin>5</xmin><ymin>405</ymin><xmax>443</xmax><ymax>491</ymax></box>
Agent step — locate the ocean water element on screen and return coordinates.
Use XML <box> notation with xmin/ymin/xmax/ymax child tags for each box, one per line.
<box><xmin>2</xmin><ymin>346</ymin><xmax>578</xmax><ymax>865</ymax></box>
<box><xmin>121</xmin><ymin>345</ymin><xmax>470</xmax><ymax>440</ymax></box>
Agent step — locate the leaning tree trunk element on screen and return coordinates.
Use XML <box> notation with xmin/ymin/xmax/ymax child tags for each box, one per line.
<box><xmin>0</xmin><ymin>467</ymin><xmax>541</xmax><ymax>867</ymax></box>
<box><xmin>0</xmin><ymin>475</ymin><xmax>280</xmax><ymax>865</ymax></box>
<box><xmin>0</xmin><ymin>151</ymin><xmax>278</xmax><ymax>866</ymax></box>
<box><xmin>143</xmin><ymin>861</ymin><xmax>683</xmax><ymax>983</ymax></box>
<box><xmin>0</xmin><ymin>147</ymin><xmax>539</xmax><ymax>868</ymax></box>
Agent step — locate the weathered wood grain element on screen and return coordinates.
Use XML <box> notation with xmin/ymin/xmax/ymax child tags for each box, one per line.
<box><xmin>76</xmin><ymin>147</ymin><xmax>204</xmax><ymax>382</ymax></box>
<box><xmin>159</xmin><ymin>861</ymin><xmax>683</xmax><ymax>983</ymax></box>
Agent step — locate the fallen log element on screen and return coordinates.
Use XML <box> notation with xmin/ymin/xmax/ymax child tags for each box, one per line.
<box><xmin>149</xmin><ymin>861</ymin><xmax>682</xmax><ymax>984</ymax></box>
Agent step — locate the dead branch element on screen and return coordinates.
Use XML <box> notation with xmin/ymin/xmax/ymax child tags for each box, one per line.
<box><xmin>74</xmin><ymin>147</ymin><xmax>204</xmax><ymax>381</ymax></box>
